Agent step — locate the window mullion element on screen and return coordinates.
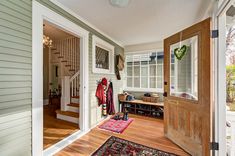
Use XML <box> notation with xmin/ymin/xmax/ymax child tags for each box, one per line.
<box><xmin>132</xmin><ymin>56</ymin><xmax>134</xmax><ymax>88</ymax></box>
<box><xmin>148</xmin><ymin>53</ymin><xmax>150</xmax><ymax>89</ymax></box>
<box><xmin>156</xmin><ymin>52</ymin><xmax>158</xmax><ymax>89</ymax></box>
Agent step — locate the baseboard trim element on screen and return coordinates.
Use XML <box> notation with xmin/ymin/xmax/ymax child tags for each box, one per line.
<box><xmin>43</xmin><ymin>129</ymin><xmax>90</xmax><ymax>156</ymax></box>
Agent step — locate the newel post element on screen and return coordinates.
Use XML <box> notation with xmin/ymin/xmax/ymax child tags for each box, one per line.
<box><xmin>61</xmin><ymin>76</ymin><xmax>70</xmax><ymax>111</ymax></box>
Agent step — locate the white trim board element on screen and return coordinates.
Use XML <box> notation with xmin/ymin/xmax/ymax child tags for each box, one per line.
<box><xmin>32</xmin><ymin>1</ymin><xmax>89</xmax><ymax>156</ymax></box>
<box><xmin>49</xmin><ymin>0</ymin><xmax>124</xmax><ymax>47</ymax></box>
<box><xmin>43</xmin><ymin>130</ymin><xmax>90</xmax><ymax>156</ymax></box>
<box><xmin>214</xmin><ymin>0</ymin><xmax>233</xmax><ymax>155</ymax></box>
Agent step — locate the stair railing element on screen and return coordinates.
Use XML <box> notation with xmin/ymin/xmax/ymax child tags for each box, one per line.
<box><xmin>70</xmin><ymin>70</ymin><xmax>80</xmax><ymax>97</ymax></box>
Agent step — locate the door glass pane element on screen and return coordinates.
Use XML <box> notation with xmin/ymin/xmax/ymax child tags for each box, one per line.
<box><xmin>157</xmin><ymin>65</ymin><xmax>163</xmax><ymax>76</ymax></box>
<box><xmin>134</xmin><ymin>77</ymin><xmax>140</xmax><ymax>88</ymax></box>
<box><xmin>127</xmin><ymin>66</ymin><xmax>132</xmax><ymax>76</ymax></box>
<box><xmin>141</xmin><ymin>66</ymin><xmax>148</xmax><ymax>77</ymax></box>
<box><xmin>150</xmin><ymin>77</ymin><xmax>156</xmax><ymax>88</ymax></box>
<box><xmin>157</xmin><ymin>77</ymin><xmax>163</xmax><ymax>89</ymax></box>
<box><xmin>134</xmin><ymin>66</ymin><xmax>140</xmax><ymax>76</ymax></box>
<box><xmin>170</xmin><ymin>35</ymin><xmax>198</xmax><ymax>100</ymax></box>
<box><xmin>127</xmin><ymin>77</ymin><xmax>132</xmax><ymax>87</ymax></box>
<box><xmin>141</xmin><ymin>77</ymin><xmax>148</xmax><ymax>88</ymax></box>
<box><xmin>150</xmin><ymin>65</ymin><xmax>156</xmax><ymax>76</ymax></box>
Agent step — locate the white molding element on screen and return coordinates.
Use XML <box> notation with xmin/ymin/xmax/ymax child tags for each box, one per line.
<box><xmin>43</xmin><ymin>130</ymin><xmax>90</xmax><ymax>156</ymax></box>
<box><xmin>92</xmin><ymin>35</ymin><xmax>115</xmax><ymax>74</ymax></box>
<box><xmin>213</xmin><ymin>1</ymin><xmax>235</xmax><ymax>155</ymax></box>
<box><xmin>32</xmin><ymin>1</ymin><xmax>89</xmax><ymax>155</ymax></box>
<box><xmin>56</xmin><ymin>113</ymin><xmax>79</xmax><ymax>124</ymax></box>
<box><xmin>49</xmin><ymin>0</ymin><xmax>124</xmax><ymax>47</ymax></box>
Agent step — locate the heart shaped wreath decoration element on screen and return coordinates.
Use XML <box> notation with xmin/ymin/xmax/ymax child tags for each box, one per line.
<box><xmin>174</xmin><ymin>45</ymin><xmax>188</xmax><ymax>60</ymax></box>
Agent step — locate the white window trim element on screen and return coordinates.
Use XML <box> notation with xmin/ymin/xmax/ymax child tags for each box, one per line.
<box><xmin>124</xmin><ymin>50</ymin><xmax>164</xmax><ymax>92</ymax></box>
<box><xmin>92</xmin><ymin>35</ymin><xmax>115</xmax><ymax>74</ymax></box>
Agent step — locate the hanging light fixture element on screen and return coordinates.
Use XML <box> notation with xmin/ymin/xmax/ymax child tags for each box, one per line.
<box><xmin>43</xmin><ymin>35</ymin><xmax>53</xmax><ymax>48</ymax></box>
<box><xmin>109</xmin><ymin>0</ymin><xmax>130</xmax><ymax>8</ymax></box>
<box><xmin>43</xmin><ymin>24</ymin><xmax>53</xmax><ymax>48</ymax></box>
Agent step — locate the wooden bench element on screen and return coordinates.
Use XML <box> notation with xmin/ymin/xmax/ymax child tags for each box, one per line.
<box><xmin>119</xmin><ymin>99</ymin><xmax>164</xmax><ymax>118</ymax></box>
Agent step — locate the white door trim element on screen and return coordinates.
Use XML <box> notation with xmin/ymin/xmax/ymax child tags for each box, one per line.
<box><xmin>215</xmin><ymin>0</ymin><xmax>233</xmax><ymax>155</ymax></box>
<box><xmin>32</xmin><ymin>1</ymin><xmax>89</xmax><ymax>155</ymax></box>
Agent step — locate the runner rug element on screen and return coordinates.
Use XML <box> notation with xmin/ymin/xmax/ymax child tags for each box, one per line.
<box><xmin>99</xmin><ymin>118</ymin><xmax>133</xmax><ymax>133</ymax></box>
<box><xmin>91</xmin><ymin>136</ymin><xmax>177</xmax><ymax>156</ymax></box>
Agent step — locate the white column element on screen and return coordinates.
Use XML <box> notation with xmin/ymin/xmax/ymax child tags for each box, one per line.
<box><xmin>61</xmin><ymin>76</ymin><xmax>70</xmax><ymax>111</ymax></box>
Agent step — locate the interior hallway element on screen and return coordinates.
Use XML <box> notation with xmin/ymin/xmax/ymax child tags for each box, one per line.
<box><xmin>43</xmin><ymin>106</ymin><xmax>79</xmax><ymax>149</ymax></box>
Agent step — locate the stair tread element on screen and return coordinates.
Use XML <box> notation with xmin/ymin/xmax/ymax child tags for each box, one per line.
<box><xmin>58</xmin><ymin>56</ymin><xmax>64</xmax><ymax>58</ymax></box>
<box><xmin>61</xmin><ymin>60</ymin><xmax>68</xmax><ymax>62</ymax></box>
<box><xmin>54</xmin><ymin>52</ymin><xmax>60</xmax><ymax>54</ymax></box>
<box><xmin>68</xmin><ymin>103</ymin><xmax>80</xmax><ymax>108</ymax></box>
<box><xmin>71</xmin><ymin>96</ymin><xmax>79</xmax><ymax>99</ymax></box>
<box><xmin>56</xmin><ymin>110</ymin><xmax>79</xmax><ymax>118</ymax></box>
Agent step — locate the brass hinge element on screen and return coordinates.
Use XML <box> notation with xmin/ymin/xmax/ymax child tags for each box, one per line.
<box><xmin>210</xmin><ymin>142</ymin><xmax>219</xmax><ymax>151</ymax></box>
<box><xmin>211</xmin><ymin>30</ymin><xmax>218</xmax><ymax>38</ymax></box>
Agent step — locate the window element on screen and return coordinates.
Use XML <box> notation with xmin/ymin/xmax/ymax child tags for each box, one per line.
<box><xmin>92</xmin><ymin>35</ymin><xmax>114</xmax><ymax>74</ymax></box>
<box><xmin>170</xmin><ymin>35</ymin><xmax>198</xmax><ymax>100</ymax></box>
<box><xmin>125</xmin><ymin>51</ymin><xmax>164</xmax><ymax>92</ymax></box>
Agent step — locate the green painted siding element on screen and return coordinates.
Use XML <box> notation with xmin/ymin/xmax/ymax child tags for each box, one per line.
<box><xmin>0</xmin><ymin>0</ymin><xmax>124</xmax><ymax>155</ymax></box>
<box><xmin>37</xmin><ymin>1</ymin><xmax>124</xmax><ymax>127</ymax></box>
<box><xmin>0</xmin><ymin>0</ymin><xmax>32</xmax><ymax>156</ymax></box>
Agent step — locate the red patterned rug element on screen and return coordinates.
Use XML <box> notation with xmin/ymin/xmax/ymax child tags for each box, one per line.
<box><xmin>99</xmin><ymin>118</ymin><xmax>133</xmax><ymax>133</ymax></box>
<box><xmin>91</xmin><ymin>136</ymin><xmax>177</xmax><ymax>156</ymax></box>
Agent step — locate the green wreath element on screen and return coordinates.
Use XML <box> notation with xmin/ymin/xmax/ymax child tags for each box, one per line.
<box><xmin>174</xmin><ymin>45</ymin><xmax>188</xmax><ymax>60</ymax></box>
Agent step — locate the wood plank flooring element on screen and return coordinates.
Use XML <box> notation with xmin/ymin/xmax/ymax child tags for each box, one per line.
<box><xmin>55</xmin><ymin>114</ymin><xmax>189</xmax><ymax>156</ymax></box>
<box><xmin>43</xmin><ymin>106</ymin><xmax>79</xmax><ymax>149</ymax></box>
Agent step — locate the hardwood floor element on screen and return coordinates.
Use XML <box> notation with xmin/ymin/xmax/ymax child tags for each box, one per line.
<box><xmin>55</xmin><ymin>114</ymin><xmax>189</xmax><ymax>156</ymax></box>
<box><xmin>43</xmin><ymin>106</ymin><xmax>79</xmax><ymax>149</ymax></box>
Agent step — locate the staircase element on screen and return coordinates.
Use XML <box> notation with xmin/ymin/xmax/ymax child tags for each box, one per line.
<box><xmin>51</xmin><ymin>37</ymin><xmax>80</xmax><ymax>124</ymax></box>
<box><xmin>56</xmin><ymin>96</ymin><xmax>80</xmax><ymax>124</ymax></box>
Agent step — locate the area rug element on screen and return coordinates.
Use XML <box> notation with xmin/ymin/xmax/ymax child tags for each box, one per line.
<box><xmin>91</xmin><ymin>136</ymin><xmax>177</xmax><ymax>156</ymax></box>
<box><xmin>99</xmin><ymin>118</ymin><xmax>133</xmax><ymax>133</ymax></box>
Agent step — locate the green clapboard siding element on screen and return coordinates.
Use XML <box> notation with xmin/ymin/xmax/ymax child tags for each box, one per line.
<box><xmin>37</xmin><ymin>0</ymin><xmax>125</xmax><ymax>128</ymax></box>
<box><xmin>0</xmin><ymin>0</ymin><xmax>32</xmax><ymax>156</ymax></box>
<box><xmin>0</xmin><ymin>0</ymin><xmax>124</xmax><ymax>155</ymax></box>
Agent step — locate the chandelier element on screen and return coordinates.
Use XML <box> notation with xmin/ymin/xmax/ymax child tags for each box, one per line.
<box><xmin>43</xmin><ymin>35</ymin><xmax>53</xmax><ymax>48</ymax></box>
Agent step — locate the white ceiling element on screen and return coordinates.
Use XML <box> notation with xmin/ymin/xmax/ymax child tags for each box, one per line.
<box><xmin>43</xmin><ymin>20</ymin><xmax>74</xmax><ymax>41</ymax></box>
<box><xmin>55</xmin><ymin>0</ymin><xmax>212</xmax><ymax>46</ymax></box>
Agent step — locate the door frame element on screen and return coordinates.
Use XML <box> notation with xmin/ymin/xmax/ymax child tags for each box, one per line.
<box><xmin>215</xmin><ymin>0</ymin><xmax>234</xmax><ymax>155</ymax></box>
<box><xmin>32</xmin><ymin>1</ymin><xmax>89</xmax><ymax>155</ymax></box>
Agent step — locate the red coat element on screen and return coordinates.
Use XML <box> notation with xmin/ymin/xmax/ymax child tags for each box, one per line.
<box><xmin>96</xmin><ymin>83</ymin><xmax>106</xmax><ymax>106</ymax></box>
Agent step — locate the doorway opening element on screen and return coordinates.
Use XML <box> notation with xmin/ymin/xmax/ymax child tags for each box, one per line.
<box><xmin>32</xmin><ymin>1</ymin><xmax>89</xmax><ymax>155</ymax></box>
<box><xmin>43</xmin><ymin>20</ymin><xmax>80</xmax><ymax>149</ymax></box>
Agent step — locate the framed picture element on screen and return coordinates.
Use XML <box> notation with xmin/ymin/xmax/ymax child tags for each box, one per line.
<box><xmin>92</xmin><ymin>35</ymin><xmax>114</xmax><ymax>74</ymax></box>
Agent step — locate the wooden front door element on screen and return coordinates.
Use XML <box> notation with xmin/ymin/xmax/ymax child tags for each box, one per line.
<box><xmin>164</xmin><ymin>18</ymin><xmax>211</xmax><ymax>156</ymax></box>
